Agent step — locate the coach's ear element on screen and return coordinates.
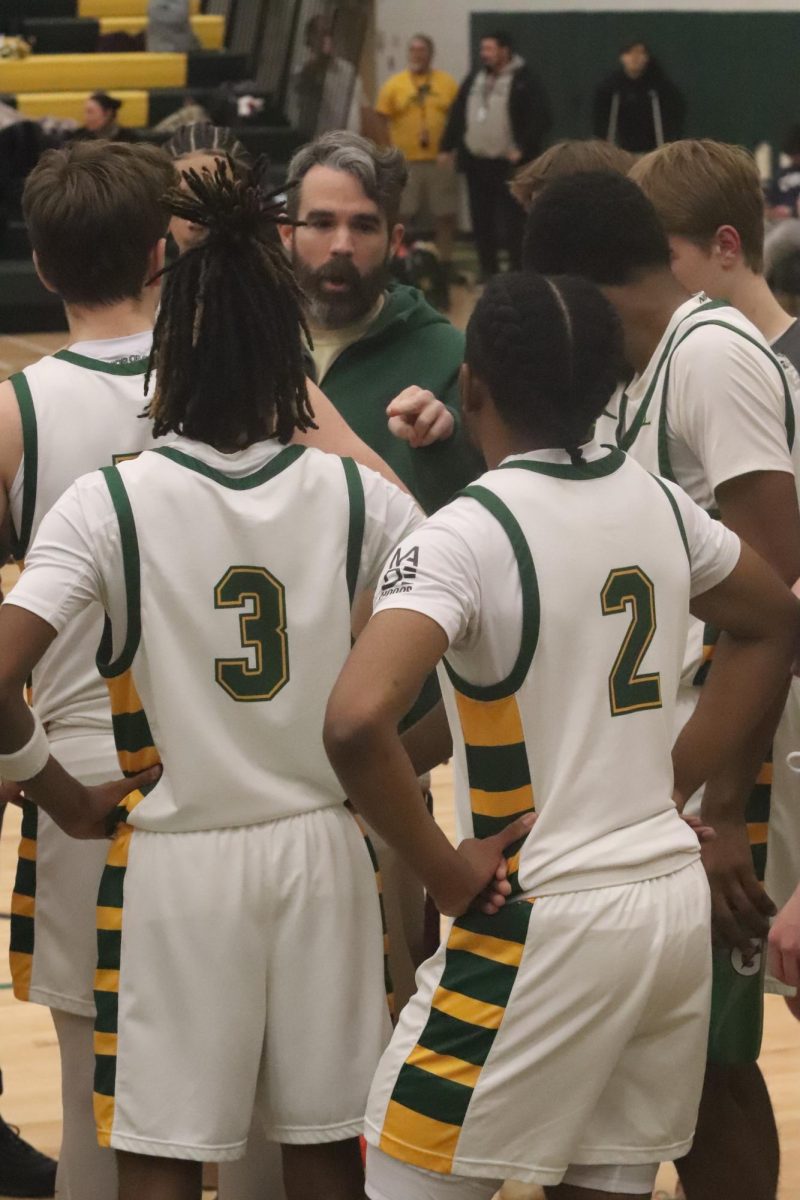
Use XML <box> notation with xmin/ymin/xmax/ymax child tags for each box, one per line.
<box><xmin>278</xmin><ymin>220</ymin><xmax>293</xmax><ymax>254</ymax></box>
<box><xmin>31</xmin><ymin>250</ymin><xmax>57</xmax><ymax>295</ymax></box>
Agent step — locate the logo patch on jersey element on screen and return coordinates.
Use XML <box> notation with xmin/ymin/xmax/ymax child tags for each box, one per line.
<box><xmin>381</xmin><ymin>546</ymin><xmax>419</xmax><ymax>596</ymax></box>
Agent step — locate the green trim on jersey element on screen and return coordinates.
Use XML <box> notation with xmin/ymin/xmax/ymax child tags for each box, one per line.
<box><xmin>53</xmin><ymin>349</ymin><xmax>149</xmax><ymax>376</ymax></box>
<box><xmin>96</xmin><ymin>467</ymin><xmax>142</xmax><ymax>678</ymax></box>
<box><xmin>650</xmin><ymin>476</ymin><xmax>691</xmax><ymax>565</ymax></box>
<box><xmin>616</xmin><ymin>298</ymin><xmax>726</xmax><ymax>452</ymax></box>
<box><xmin>342</xmin><ymin>457</ymin><xmax>365</xmax><ymax>607</ymax></box>
<box><xmin>9</xmin><ymin>373</ymin><xmax>38</xmax><ymax>560</ymax></box>
<box><xmin>498</xmin><ymin>446</ymin><xmax>625</xmax><ymax>480</ymax></box>
<box><xmin>655</xmin><ymin>319</ymin><xmax>795</xmax><ymax>483</ymax></box>
<box><xmin>152</xmin><ymin>444</ymin><xmax>305</xmax><ymax>489</ymax></box>
<box><xmin>443</xmin><ymin>485</ymin><xmax>539</xmax><ymax>702</ymax></box>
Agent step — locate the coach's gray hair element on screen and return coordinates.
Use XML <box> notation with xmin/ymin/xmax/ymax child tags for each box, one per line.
<box><xmin>286</xmin><ymin>132</ymin><xmax>408</xmax><ymax>226</ymax></box>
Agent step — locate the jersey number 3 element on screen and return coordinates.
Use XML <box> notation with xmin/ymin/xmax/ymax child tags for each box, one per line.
<box><xmin>214</xmin><ymin>566</ymin><xmax>289</xmax><ymax>702</ymax></box>
<box><xmin>601</xmin><ymin>567</ymin><xmax>662</xmax><ymax>717</ymax></box>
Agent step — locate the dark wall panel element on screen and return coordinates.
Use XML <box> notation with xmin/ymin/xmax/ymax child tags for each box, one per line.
<box><xmin>473</xmin><ymin>10</ymin><xmax>800</xmax><ymax>151</ymax></box>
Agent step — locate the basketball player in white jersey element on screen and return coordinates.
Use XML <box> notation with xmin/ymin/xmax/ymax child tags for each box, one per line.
<box><xmin>523</xmin><ymin>171</ymin><xmax>800</xmax><ymax>1200</ymax></box>
<box><xmin>323</xmin><ymin>271</ymin><xmax>800</xmax><ymax>1200</ymax></box>
<box><xmin>0</xmin><ymin>140</ymin><xmax>409</xmax><ymax>1200</ymax></box>
<box><xmin>0</xmin><ymin>161</ymin><xmax>507</xmax><ymax>1200</ymax></box>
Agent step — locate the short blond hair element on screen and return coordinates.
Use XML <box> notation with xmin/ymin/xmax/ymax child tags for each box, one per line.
<box><xmin>511</xmin><ymin>140</ymin><xmax>635</xmax><ymax>211</ymax></box>
<box><xmin>630</xmin><ymin>139</ymin><xmax>765</xmax><ymax>272</ymax></box>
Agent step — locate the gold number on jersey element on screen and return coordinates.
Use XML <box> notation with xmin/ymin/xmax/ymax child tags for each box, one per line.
<box><xmin>600</xmin><ymin>567</ymin><xmax>662</xmax><ymax>717</ymax></box>
<box><xmin>213</xmin><ymin>566</ymin><xmax>289</xmax><ymax>702</ymax></box>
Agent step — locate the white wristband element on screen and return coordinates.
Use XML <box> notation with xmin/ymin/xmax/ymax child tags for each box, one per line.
<box><xmin>0</xmin><ymin>710</ymin><xmax>50</xmax><ymax>782</ymax></box>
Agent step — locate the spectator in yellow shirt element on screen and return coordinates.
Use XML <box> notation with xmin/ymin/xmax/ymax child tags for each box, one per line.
<box><xmin>375</xmin><ymin>35</ymin><xmax>459</xmax><ymax>271</ymax></box>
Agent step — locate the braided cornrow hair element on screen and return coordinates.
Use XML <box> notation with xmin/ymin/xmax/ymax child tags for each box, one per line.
<box><xmin>146</xmin><ymin>158</ymin><xmax>315</xmax><ymax>448</ymax></box>
<box><xmin>465</xmin><ymin>271</ymin><xmax>623</xmax><ymax>457</ymax></box>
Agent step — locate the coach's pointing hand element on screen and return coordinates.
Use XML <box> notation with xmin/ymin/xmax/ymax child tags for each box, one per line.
<box><xmin>387</xmin><ymin>387</ymin><xmax>455</xmax><ymax>448</ymax></box>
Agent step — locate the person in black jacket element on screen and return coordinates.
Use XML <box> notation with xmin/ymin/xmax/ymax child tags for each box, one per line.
<box><xmin>593</xmin><ymin>40</ymin><xmax>685</xmax><ymax>154</ymax></box>
<box><xmin>440</xmin><ymin>30</ymin><xmax>550</xmax><ymax>278</ymax></box>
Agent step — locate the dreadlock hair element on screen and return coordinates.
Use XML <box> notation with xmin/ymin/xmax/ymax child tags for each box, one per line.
<box><xmin>466</xmin><ymin>271</ymin><xmax>623</xmax><ymax>465</ymax></box>
<box><xmin>146</xmin><ymin>158</ymin><xmax>315</xmax><ymax>449</ymax></box>
<box><xmin>164</xmin><ymin>122</ymin><xmax>253</xmax><ymax>179</ymax></box>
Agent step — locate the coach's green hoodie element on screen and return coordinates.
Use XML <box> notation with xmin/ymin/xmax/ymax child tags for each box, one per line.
<box><xmin>315</xmin><ymin>283</ymin><xmax>483</xmax><ymax>515</ymax></box>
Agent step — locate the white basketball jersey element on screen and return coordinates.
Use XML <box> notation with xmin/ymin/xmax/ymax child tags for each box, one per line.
<box><xmin>596</xmin><ymin>295</ymin><xmax>799</xmax><ymax>687</ymax></box>
<box><xmin>8</xmin><ymin>339</ymin><xmax>162</xmax><ymax>732</ymax></box>
<box><xmin>98</xmin><ymin>443</ymin><xmax>374</xmax><ymax>831</ymax></box>
<box><xmin>439</xmin><ymin>448</ymin><xmax>700</xmax><ymax>898</ymax></box>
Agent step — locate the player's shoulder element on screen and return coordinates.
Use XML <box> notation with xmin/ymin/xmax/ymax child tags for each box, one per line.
<box><xmin>674</xmin><ymin>302</ymin><xmax>774</xmax><ymax>364</ymax></box>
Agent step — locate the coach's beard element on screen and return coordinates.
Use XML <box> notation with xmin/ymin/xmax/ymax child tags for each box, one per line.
<box><xmin>293</xmin><ymin>255</ymin><xmax>389</xmax><ymax>329</ymax></box>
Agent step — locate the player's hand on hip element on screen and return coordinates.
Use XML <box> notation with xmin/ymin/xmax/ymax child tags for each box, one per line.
<box><xmin>76</xmin><ymin>765</ymin><xmax>162</xmax><ymax>839</ymax></box>
<box><xmin>387</xmin><ymin>387</ymin><xmax>455</xmax><ymax>448</ymax></box>
<box><xmin>681</xmin><ymin>813</ymin><xmax>716</xmax><ymax>844</ymax></box>
<box><xmin>701</xmin><ymin>818</ymin><xmax>776</xmax><ymax>951</ymax></box>
<box><xmin>439</xmin><ymin>811</ymin><xmax>536</xmax><ymax>918</ymax></box>
<box><xmin>768</xmin><ymin>884</ymin><xmax>800</xmax><ymax>992</ymax></box>
<box><xmin>0</xmin><ymin>779</ymin><xmax>23</xmax><ymax>809</ymax></box>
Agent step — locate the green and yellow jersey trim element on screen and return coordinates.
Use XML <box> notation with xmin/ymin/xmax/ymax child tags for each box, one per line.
<box><xmin>9</xmin><ymin>372</ymin><xmax>37</xmax><ymax>560</ymax></box>
<box><xmin>342</xmin><ymin>457</ymin><xmax>365</xmax><ymax>607</ymax></box>
<box><xmin>9</xmin><ymin>802</ymin><xmax>38</xmax><ymax>1001</ymax></box>
<box><xmin>151</xmin><ymin>444</ymin><xmax>306</xmax><ymax>490</ymax></box>
<box><xmin>443</xmin><ymin>485</ymin><xmax>539</xmax><ymax>702</ymax></box>
<box><xmin>53</xmin><ymin>349</ymin><xmax>149</xmax><ymax>376</ymax></box>
<box><xmin>96</xmin><ymin>466</ymin><xmax>142</xmax><ymax>678</ymax></box>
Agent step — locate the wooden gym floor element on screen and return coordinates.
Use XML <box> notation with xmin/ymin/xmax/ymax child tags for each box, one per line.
<box><xmin>0</xmin><ymin>330</ymin><xmax>798</xmax><ymax>1198</ymax></box>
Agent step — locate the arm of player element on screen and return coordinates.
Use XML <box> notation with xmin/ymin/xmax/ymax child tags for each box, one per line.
<box><xmin>293</xmin><ymin>379</ymin><xmax>410</xmax><ymax>494</ymax></box>
<box><xmin>324</xmin><ymin>609</ymin><xmax>534</xmax><ymax>917</ymax></box>
<box><xmin>672</xmin><ymin>543</ymin><xmax>800</xmax><ymax>948</ymax></box>
<box><xmin>0</xmin><ymin>604</ymin><xmax>158</xmax><ymax>837</ymax></box>
<box><xmin>716</xmin><ymin>470</ymin><xmax>800</xmax><ymax>586</ymax></box>
<box><xmin>400</xmin><ymin>700</ymin><xmax>453</xmax><ymax>776</ymax></box>
<box><xmin>0</xmin><ymin>378</ymin><xmax>24</xmax><ymax>563</ymax></box>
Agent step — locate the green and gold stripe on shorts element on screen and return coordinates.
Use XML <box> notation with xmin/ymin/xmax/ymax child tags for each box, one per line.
<box><xmin>94</xmin><ymin>669</ymin><xmax>159</xmax><ymax>1146</ymax></box>
<box><xmin>379</xmin><ymin>901</ymin><xmax>534</xmax><ymax>1174</ymax></box>
<box><xmin>348</xmin><ymin>804</ymin><xmax>394</xmax><ymax>1019</ymax></box>
<box><xmin>454</xmin><ymin>691</ymin><xmax>534</xmax><ymax>898</ymax></box>
<box><xmin>9</xmin><ymin>801</ymin><xmax>38</xmax><ymax>1001</ymax></box>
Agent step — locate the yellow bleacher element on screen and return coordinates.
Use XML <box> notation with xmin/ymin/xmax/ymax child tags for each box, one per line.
<box><xmin>0</xmin><ymin>53</ymin><xmax>187</xmax><ymax>93</ymax></box>
<box><xmin>99</xmin><ymin>14</ymin><xmax>225</xmax><ymax>51</ymax></box>
<box><xmin>15</xmin><ymin>89</ymin><xmax>149</xmax><ymax>126</ymax></box>
<box><xmin>79</xmin><ymin>0</ymin><xmax>201</xmax><ymax>16</ymax></box>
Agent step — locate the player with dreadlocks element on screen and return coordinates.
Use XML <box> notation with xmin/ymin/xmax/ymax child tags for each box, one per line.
<box><xmin>0</xmin><ymin>164</ymin><xmax>427</xmax><ymax>1200</ymax></box>
<box><xmin>324</xmin><ymin>271</ymin><xmax>800</xmax><ymax>1200</ymax></box>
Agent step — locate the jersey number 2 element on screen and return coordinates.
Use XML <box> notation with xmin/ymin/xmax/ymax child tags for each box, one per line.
<box><xmin>214</xmin><ymin>566</ymin><xmax>289</xmax><ymax>702</ymax></box>
<box><xmin>600</xmin><ymin>567</ymin><xmax>662</xmax><ymax>717</ymax></box>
